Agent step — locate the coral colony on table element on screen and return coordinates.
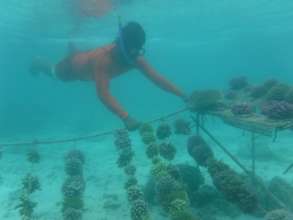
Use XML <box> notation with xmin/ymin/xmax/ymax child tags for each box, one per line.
<box><xmin>7</xmin><ymin>76</ymin><xmax>293</xmax><ymax>219</ymax></box>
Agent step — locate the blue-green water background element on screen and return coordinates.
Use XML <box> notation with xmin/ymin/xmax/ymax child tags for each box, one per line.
<box><xmin>1</xmin><ymin>0</ymin><xmax>293</xmax><ymax>139</ymax></box>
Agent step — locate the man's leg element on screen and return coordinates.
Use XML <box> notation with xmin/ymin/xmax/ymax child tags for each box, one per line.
<box><xmin>29</xmin><ymin>57</ymin><xmax>56</xmax><ymax>79</ymax></box>
<box><xmin>30</xmin><ymin>42</ymin><xmax>78</xmax><ymax>79</ymax></box>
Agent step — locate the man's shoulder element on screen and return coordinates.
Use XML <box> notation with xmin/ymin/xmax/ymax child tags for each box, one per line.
<box><xmin>135</xmin><ymin>56</ymin><xmax>149</xmax><ymax>68</ymax></box>
<box><xmin>90</xmin><ymin>44</ymin><xmax>113</xmax><ymax>69</ymax></box>
<box><xmin>94</xmin><ymin>44</ymin><xmax>114</xmax><ymax>54</ymax></box>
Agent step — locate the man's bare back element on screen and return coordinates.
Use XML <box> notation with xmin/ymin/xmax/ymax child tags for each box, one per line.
<box><xmin>55</xmin><ymin>44</ymin><xmax>131</xmax><ymax>81</ymax></box>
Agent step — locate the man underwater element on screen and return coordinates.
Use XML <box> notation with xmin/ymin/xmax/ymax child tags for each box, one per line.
<box><xmin>30</xmin><ymin>22</ymin><xmax>187</xmax><ymax>131</ymax></box>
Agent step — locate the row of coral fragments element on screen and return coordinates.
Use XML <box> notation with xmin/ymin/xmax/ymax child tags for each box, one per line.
<box><xmin>11</xmin><ymin>120</ymin><xmax>293</xmax><ymax>220</ymax></box>
<box><xmin>134</xmin><ymin>120</ymin><xmax>293</xmax><ymax>220</ymax></box>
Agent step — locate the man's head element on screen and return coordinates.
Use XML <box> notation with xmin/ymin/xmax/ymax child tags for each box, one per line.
<box><xmin>117</xmin><ymin>21</ymin><xmax>146</xmax><ymax>62</ymax></box>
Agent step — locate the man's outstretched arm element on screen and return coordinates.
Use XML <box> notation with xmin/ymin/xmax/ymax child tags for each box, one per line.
<box><xmin>95</xmin><ymin>72</ymin><xmax>128</xmax><ymax>119</ymax></box>
<box><xmin>95</xmin><ymin>72</ymin><xmax>141</xmax><ymax>131</ymax></box>
<box><xmin>136</xmin><ymin>57</ymin><xmax>186</xmax><ymax>99</ymax></box>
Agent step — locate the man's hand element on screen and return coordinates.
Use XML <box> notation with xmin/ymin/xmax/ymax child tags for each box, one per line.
<box><xmin>182</xmin><ymin>94</ymin><xmax>192</xmax><ymax>109</ymax></box>
<box><xmin>123</xmin><ymin>116</ymin><xmax>141</xmax><ymax>131</ymax></box>
<box><xmin>182</xmin><ymin>94</ymin><xmax>189</xmax><ymax>103</ymax></box>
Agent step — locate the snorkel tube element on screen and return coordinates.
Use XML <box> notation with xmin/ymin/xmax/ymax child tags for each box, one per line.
<box><xmin>117</xmin><ymin>17</ymin><xmax>135</xmax><ymax>66</ymax></box>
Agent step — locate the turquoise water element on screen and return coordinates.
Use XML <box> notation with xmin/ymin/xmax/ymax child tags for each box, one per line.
<box><xmin>1</xmin><ymin>0</ymin><xmax>293</xmax><ymax>137</ymax></box>
<box><xmin>1</xmin><ymin>1</ymin><xmax>293</xmax><ymax>220</ymax></box>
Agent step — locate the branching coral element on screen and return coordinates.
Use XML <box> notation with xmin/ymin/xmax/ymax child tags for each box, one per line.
<box><xmin>189</xmin><ymin>90</ymin><xmax>223</xmax><ymax>113</ymax></box>
<box><xmin>62</xmin><ymin>175</ymin><xmax>85</xmax><ymax>198</ymax></box>
<box><xmin>151</xmin><ymin>157</ymin><xmax>161</xmax><ymax>165</ymax></box>
<box><xmin>169</xmin><ymin>199</ymin><xmax>196</xmax><ymax>220</ymax></box>
<box><xmin>140</xmin><ymin>124</ymin><xmax>158</xmax><ymax>161</ymax></box>
<box><xmin>250</xmin><ymin>79</ymin><xmax>280</xmax><ymax>99</ymax></box>
<box><xmin>171</xmin><ymin>211</ymin><xmax>199</xmax><ymax>220</ymax></box>
<box><xmin>249</xmin><ymin>79</ymin><xmax>279</xmax><ymax>99</ymax></box>
<box><xmin>141</xmin><ymin>132</ymin><xmax>156</xmax><ymax>145</ymax></box>
<box><xmin>127</xmin><ymin>186</ymin><xmax>144</xmax><ymax>202</ymax></box>
<box><xmin>231</xmin><ymin>103</ymin><xmax>254</xmax><ymax>116</ymax></box>
<box><xmin>156</xmin><ymin>175</ymin><xmax>180</xmax><ymax>198</ymax></box>
<box><xmin>207</xmin><ymin>159</ymin><xmax>259</xmax><ymax>214</ymax></box>
<box><xmin>16</xmin><ymin>151</ymin><xmax>42</xmax><ymax>219</ymax></box>
<box><xmin>188</xmin><ymin>135</ymin><xmax>274</xmax><ymax>216</ymax></box>
<box><xmin>146</xmin><ymin>143</ymin><xmax>159</xmax><ymax>159</ymax></box>
<box><xmin>250</xmin><ymin>85</ymin><xmax>268</xmax><ymax>99</ymax></box>
<box><xmin>166</xmin><ymin>165</ymin><xmax>182</xmax><ymax>181</ymax></box>
<box><xmin>114</xmin><ymin>129</ymin><xmax>135</xmax><ymax>168</ymax></box>
<box><xmin>151</xmin><ymin>160</ymin><xmax>169</xmax><ymax>179</ymax></box>
<box><xmin>156</xmin><ymin>123</ymin><xmax>172</xmax><ymax>140</ymax></box>
<box><xmin>115</xmin><ymin>129</ymin><xmax>150</xmax><ymax>220</ymax></box>
<box><xmin>169</xmin><ymin>199</ymin><xmax>188</xmax><ymax>216</ymax></box>
<box><xmin>187</xmin><ymin>135</ymin><xmax>214</xmax><ymax>167</ymax></box>
<box><xmin>285</xmin><ymin>88</ymin><xmax>293</xmax><ymax>104</ymax></box>
<box><xmin>191</xmin><ymin>185</ymin><xmax>221</xmax><ymax>207</ymax></box>
<box><xmin>22</xmin><ymin>174</ymin><xmax>41</xmax><ymax>194</ymax></box>
<box><xmin>117</xmin><ymin>148</ymin><xmax>134</xmax><ymax>168</ymax></box>
<box><xmin>27</xmin><ymin>149</ymin><xmax>40</xmax><ymax>164</ymax></box>
<box><xmin>145</xmin><ymin>164</ymin><xmax>204</xmax><ymax>208</ymax></box>
<box><xmin>261</xmin><ymin>101</ymin><xmax>293</xmax><ymax>120</ymax></box>
<box><xmin>140</xmin><ymin>124</ymin><xmax>159</xmax><ymax>161</ymax></box>
<box><xmin>187</xmin><ymin>135</ymin><xmax>261</xmax><ymax>215</ymax></box>
<box><xmin>65</xmin><ymin>157</ymin><xmax>83</xmax><ymax>176</ymax></box>
<box><xmin>65</xmin><ymin>150</ymin><xmax>85</xmax><ymax>176</ymax></box>
<box><xmin>124</xmin><ymin>177</ymin><xmax>138</xmax><ymax>190</ymax></box>
<box><xmin>63</xmin><ymin>207</ymin><xmax>83</xmax><ymax>220</ymax></box>
<box><xmin>139</xmin><ymin>124</ymin><xmax>154</xmax><ymax>136</ymax></box>
<box><xmin>65</xmin><ymin>150</ymin><xmax>85</xmax><ymax>165</ymax></box>
<box><xmin>156</xmin><ymin>174</ymin><xmax>188</xmax><ymax>211</ymax></box>
<box><xmin>169</xmin><ymin>199</ymin><xmax>199</xmax><ymax>220</ymax></box>
<box><xmin>130</xmin><ymin>199</ymin><xmax>150</xmax><ymax>220</ymax></box>
<box><xmin>266</xmin><ymin>84</ymin><xmax>290</xmax><ymax>101</ymax></box>
<box><xmin>139</xmin><ymin>123</ymin><xmax>198</xmax><ymax>219</ymax></box>
<box><xmin>176</xmin><ymin>165</ymin><xmax>204</xmax><ymax>196</ymax></box>
<box><xmin>159</xmin><ymin>143</ymin><xmax>176</xmax><ymax>161</ymax></box>
<box><xmin>63</xmin><ymin>196</ymin><xmax>84</xmax><ymax>211</ymax></box>
<box><xmin>263</xmin><ymin>79</ymin><xmax>279</xmax><ymax>90</ymax></box>
<box><xmin>15</xmin><ymin>192</ymin><xmax>37</xmax><ymax>220</ymax></box>
<box><xmin>62</xmin><ymin>149</ymin><xmax>85</xmax><ymax>220</ymax></box>
<box><xmin>225</xmin><ymin>90</ymin><xmax>238</xmax><ymax>100</ymax></box>
<box><xmin>114</xmin><ymin>129</ymin><xmax>132</xmax><ymax>150</ymax></box>
<box><xmin>174</xmin><ymin>119</ymin><xmax>191</xmax><ymax>135</ymax></box>
<box><xmin>229</xmin><ymin>76</ymin><xmax>249</xmax><ymax>90</ymax></box>
<box><xmin>265</xmin><ymin>209</ymin><xmax>293</xmax><ymax>220</ymax></box>
<box><xmin>152</xmin><ymin>164</ymin><xmax>191</xmax><ymax>211</ymax></box>
<box><xmin>124</xmin><ymin>164</ymin><xmax>136</xmax><ymax>176</ymax></box>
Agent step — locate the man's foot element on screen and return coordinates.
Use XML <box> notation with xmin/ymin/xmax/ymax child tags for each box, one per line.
<box><xmin>67</xmin><ymin>42</ymin><xmax>79</xmax><ymax>55</ymax></box>
<box><xmin>123</xmin><ymin>116</ymin><xmax>141</xmax><ymax>131</ymax></box>
<box><xmin>29</xmin><ymin>57</ymin><xmax>53</xmax><ymax>77</ymax></box>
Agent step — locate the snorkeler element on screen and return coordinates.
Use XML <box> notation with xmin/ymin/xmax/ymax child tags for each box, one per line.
<box><xmin>30</xmin><ymin>22</ymin><xmax>187</xmax><ymax>131</ymax></box>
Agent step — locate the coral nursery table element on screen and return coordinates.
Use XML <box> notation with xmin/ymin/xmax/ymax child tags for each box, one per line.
<box><xmin>210</xmin><ymin>109</ymin><xmax>293</xmax><ymax>138</ymax></box>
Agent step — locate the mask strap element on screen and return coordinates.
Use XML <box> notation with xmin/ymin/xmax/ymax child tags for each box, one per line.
<box><xmin>117</xmin><ymin>17</ymin><xmax>135</xmax><ymax>65</ymax></box>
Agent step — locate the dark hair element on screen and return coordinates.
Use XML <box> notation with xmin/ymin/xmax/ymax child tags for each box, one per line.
<box><xmin>121</xmin><ymin>22</ymin><xmax>146</xmax><ymax>51</ymax></box>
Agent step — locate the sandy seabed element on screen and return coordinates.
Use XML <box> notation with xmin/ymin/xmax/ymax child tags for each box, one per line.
<box><xmin>0</xmin><ymin>120</ymin><xmax>292</xmax><ymax>220</ymax></box>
